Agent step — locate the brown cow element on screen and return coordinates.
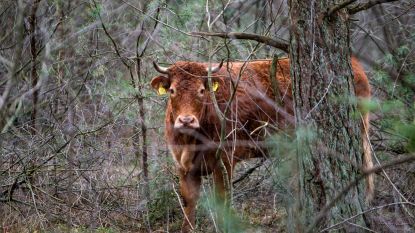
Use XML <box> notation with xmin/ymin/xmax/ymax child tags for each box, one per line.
<box><xmin>151</xmin><ymin>57</ymin><xmax>373</xmax><ymax>232</ymax></box>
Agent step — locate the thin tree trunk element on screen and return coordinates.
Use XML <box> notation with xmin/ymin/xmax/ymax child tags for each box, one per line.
<box><xmin>135</xmin><ymin>58</ymin><xmax>149</xmax><ymax>199</ymax></box>
<box><xmin>288</xmin><ymin>0</ymin><xmax>368</xmax><ymax>232</ymax></box>
<box><xmin>29</xmin><ymin>0</ymin><xmax>41</xmax><ymax>134</ymax></box>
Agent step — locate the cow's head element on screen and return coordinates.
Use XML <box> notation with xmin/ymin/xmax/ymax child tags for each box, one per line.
<box><xmin>151</xmin><ymin>61</ymin><xmax>223</xmax><ymax>130</ymax></box>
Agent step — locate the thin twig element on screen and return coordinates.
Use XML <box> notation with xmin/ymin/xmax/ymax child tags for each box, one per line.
<box><xmin>92</xmin><ymin>0</ymin><xmax>131</xmax><ymax>67</ymax></box>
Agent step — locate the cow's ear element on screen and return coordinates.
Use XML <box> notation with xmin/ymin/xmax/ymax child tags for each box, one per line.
<box><xmin>151</xmin><ymin>76</ymin><xmax>170</xmax><ymax>95</ymax></box>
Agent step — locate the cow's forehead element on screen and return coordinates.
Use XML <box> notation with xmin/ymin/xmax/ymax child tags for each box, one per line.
<box><xmin>169</xmin><ymin>62</ymin><xmax>206</xmax><ymax>76</ymax></box>
<box><xmin>168</xmin><ymin>62</ymin><xmax>206</xmax><ymax>86</ymax></box>
<box><xmin>172</xmin><ymin>78</ymin><xmax>202</xmax><ymax>90</ymax></box>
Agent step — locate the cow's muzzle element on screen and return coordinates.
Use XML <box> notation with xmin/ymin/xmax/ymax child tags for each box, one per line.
<box><xmin>174</xmin><ymin>115</ymin><xmax>200</xmax><ymax>129</ymax></box>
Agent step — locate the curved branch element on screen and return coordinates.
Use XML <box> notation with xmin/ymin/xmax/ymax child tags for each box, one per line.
<box><xmin>191</xmin><ymin>31</ymin><xmax>289</xmax><ymax>53</ymax></box>
<box><xmin>348</xmin><ymin>0</ymin><xmax>399</xmax><ymax>14</ymax></box>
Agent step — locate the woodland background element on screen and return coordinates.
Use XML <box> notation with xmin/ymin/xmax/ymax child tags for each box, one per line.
<box><xmin>0</xmin><ymin>0</ymin><xmax>414</xmax><ymax>232</ymax></box>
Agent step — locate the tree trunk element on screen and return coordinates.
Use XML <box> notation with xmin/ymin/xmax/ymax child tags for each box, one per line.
<box><xmin>135</xmin><ymin>58</ymin><xmax>150</xmax><ymax>200</ymax></box>
<box><xmin>29</xmin><ymin>0</ymin><xmax>41</xmax><ymax>134</ymax></box>
<box><xmin>288</xmin><ymin>0</ymin><xmax>368</xmax><ymax>232</ymax></box>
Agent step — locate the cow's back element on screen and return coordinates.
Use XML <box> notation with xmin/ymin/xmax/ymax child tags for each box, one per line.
<box><xmin>219</xmin><ymin>57</ymin><xmax>368</xmax><ymax>100</ymax></box>
<box><xmin>214</xmin><ymin>58</ymin><xmax>294</xmax><ymax>129</ymax></box>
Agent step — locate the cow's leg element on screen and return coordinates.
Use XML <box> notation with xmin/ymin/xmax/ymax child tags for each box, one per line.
<box><xmin>179</xmin><ymin>170</ymin><xmax>201</xmax><ymax>233</ymax></box>
<box><xmin>212</xmin><ymin>160</ymin><xmax>233</xmax><ymax>231</ymax></box>
<box><xmin>212</xmin><ymin>161</ymin><xmax>232</xmax><ymax>202</ymax></box>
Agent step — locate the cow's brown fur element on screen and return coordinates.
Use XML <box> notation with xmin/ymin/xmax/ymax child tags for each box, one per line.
<box><xmin>151</xmin><ymin>57</ymin><xmax>372</xmax><ymax>232</ymax></box>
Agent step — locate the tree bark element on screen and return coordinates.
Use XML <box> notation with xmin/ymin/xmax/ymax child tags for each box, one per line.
<box><xmin>135</xmin><ymin>58</ymin><xmax>149</xmax><ymax>200</ymax></box>
<box><xmin>29</xmin><ymin>0</ymin><xmax>41</xmax><ymax>134</ymax></box>
<box><xmin>288</xmin><ymin>0</ymin><xmax>368</xmax><ymax>232</ymax></box>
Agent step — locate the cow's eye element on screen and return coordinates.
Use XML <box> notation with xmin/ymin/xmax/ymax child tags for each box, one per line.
<box><xmin>168</xmin><ymin>88</ymin><xmax>175</xmax><ymax>94</ymax></box>
<box><xmin>199</xmin><ymin>88</ymin><xmax>205</xmax><ymax>95</ymax></box>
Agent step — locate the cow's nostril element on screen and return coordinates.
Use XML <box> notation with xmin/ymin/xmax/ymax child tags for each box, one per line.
<box><xmin>180</xmin><ymin>116</ymin><xmax>193</xmax><ymax>124</ymax></box>
<box><xmin>176</xmin><ymin>115</ymin><xmax>199</xmax><ymax>129</ymax></box>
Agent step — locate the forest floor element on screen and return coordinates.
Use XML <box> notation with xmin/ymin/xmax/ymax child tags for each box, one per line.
<box><xmin>2</xmin><ymin>160</ymin><xmax>414</xmax><ymax>233</ymax></box>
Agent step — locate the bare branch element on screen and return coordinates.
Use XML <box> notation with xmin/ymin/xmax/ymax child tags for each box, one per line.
<box><xmin>348</xmin><ymin>0</ymin><xmax>399</xmax><ymax>14</ymax></box>
<box><xmin>191</xmin><ymin>31</ymin><xmax>289</xmax><ymax>53</ymax></box>
<box><xmin>232</xmin><ymin>159</ymin><xmax>265</xmax><ymax>185</ymax></box>
<box><xmin>92</xmin><ymin>0</ymin><xmax>131</xmax><ymax>68</ymax></box>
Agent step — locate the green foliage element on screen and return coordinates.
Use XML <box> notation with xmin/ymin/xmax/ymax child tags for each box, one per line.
<box><xmin>397</xmin><ymin>44</ymin><xmax>410</xmax><ymax>56</ymax></box>
<box><xmin>395</xmin><ymin>123</ymin><xmax>415</xmax><ymax>152</ymax></box>
<box><xmin>89</xmin><ymin>3</ymin><xmax>102</xmax><ymax>19</ymax></box>
<box><xmin>147</xmin><ymin>167</ymin><xmax>181</xmax><ymax>228</ymax></box>
<box><xmin>147</xmin><ymin>187</ymin><xmax>177</xmax><ymax>222</ymax></box>
<box><xmin>200</xmin><ymin>193</ymin><xmax>248</xmax><ymax>233</ymax></box>
<box><xmin>266</xmin><ymin>129</ymin><xmax>311</xmax><ymax>204</ymax></box>
<box><xmin>384</xmin><ymin>53</ymin><xmax>397</xmax><ymax>67</ymax></box>
<box><xmin>363</xmin><ymin>41</ymin><xmax>415</xmax><ymax>156</ymax></box>
<box><xmin>359</xmin><ymin>98</ymin><xmax>379</xmax><ymax>113</ymax></box>
<box><xmin>176</xmin><ymin>4</ymin><xmax>193</xmax><ymax>26</ymax></box>
<box><xmin>404</xmin><ymin>73</ymin><xmax>415</xmax><ymax>85</ymax></box>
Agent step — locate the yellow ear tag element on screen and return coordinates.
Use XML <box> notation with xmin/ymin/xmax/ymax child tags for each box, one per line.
<box><xmin>158</xmin><ymin>86</ymin><xmax>167</xmax><ymax>95</ymax></box>
<box><xmin>213</xmin><ymin>81</ymin><xmax>219</xmax><ymax>92</ymax></box>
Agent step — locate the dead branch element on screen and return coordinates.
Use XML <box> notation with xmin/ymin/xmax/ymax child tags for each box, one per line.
<box><xmin>191</xmin><ymin>31</ymin><xmax>289</xmax><ymax>53</ymax></box>
<box><xmin>232</xmin><ymin>159</ymin><xmax>266</xmax><ymax>185</ymax></box>
<box><xmin>348</xmin><ymin>0</ymin><xmax>400</xmax><ymax>14</ymax></box>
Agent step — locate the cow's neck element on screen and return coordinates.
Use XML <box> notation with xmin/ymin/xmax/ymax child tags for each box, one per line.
<box><xmin>171</xmin><ymin>132</ymin><xmax>197</xmax><ymax>174</ymax></box>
